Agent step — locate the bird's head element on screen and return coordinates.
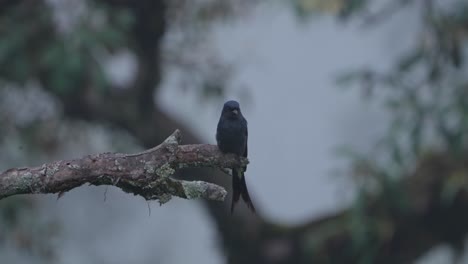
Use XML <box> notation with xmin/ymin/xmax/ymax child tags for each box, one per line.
<box><xmin>222</xmin><ymin>100</ymin><xmax>242</xmax><ymax>119</ymax></box>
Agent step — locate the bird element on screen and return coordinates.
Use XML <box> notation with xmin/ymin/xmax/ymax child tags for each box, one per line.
<box><xmin>216</xmin><ymin>100</ymin><xmax>256</xmax><ymax>213</ymax></box>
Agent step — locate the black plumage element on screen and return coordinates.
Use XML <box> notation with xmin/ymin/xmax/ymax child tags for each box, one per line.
<box><xmin>216</xmin><ymin>100</ymin><xmax>255</xmax><ymax>213</ymax></box>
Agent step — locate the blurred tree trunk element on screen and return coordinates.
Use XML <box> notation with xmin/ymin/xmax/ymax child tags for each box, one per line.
<box><xmin>31</xmin><ymin>1</ymin><xmax>268</xmax><ymax>263</ymax></box>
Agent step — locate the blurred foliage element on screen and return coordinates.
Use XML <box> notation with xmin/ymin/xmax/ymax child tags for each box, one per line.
<box><xmin>335</xmin><ymin>0</ymin><xmax>468</xmax><ymax>262</ymax></box>
<box><xmin>2</xmin><ymin>0</ymin><xmax>468</xmax><ymax>263</ymax></box>
<box><xmin>296</xmin><ymin>0</ymin><xmax>468</xmax><ymax>262</ymax></box>
<box><xmin>165</xmin><ymin>0</ymin><xmax>258</xmax><ymax>101</ymax></box>
<box><xmin>294</xmin><ymin>0</ymin><xmax>347</xmax><ymax>18</ymax></box>
<box><xmin>0</xmin><ymin>197</ymin><xmax>58</xmax><ymax>261</ymax></box>
<box><xmin>0</xmin><ymin>0</ymin><xmax>258</xmax><ymax>262</ymax></box>
<box><xmin>0</xmin><ymin>0</ymin><xmax>256</xmax><ymax>106</ymax></box>
<box><xmin>334</xmin><ymin>0</ymin><xmax>468</xmax><ymax>169</ymax></box>
<box><xmin>0</xmin><ymin>1</ymin><xmax>132</xmax><ymax>95</ymax></box>
<box><xmin>294</xmin><ymin>0</ymin><xmax>412</xmax><ymax>22</ymax></box>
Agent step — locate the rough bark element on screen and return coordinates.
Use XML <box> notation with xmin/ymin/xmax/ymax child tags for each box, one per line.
<box><xmin>0</xmin><ymin>130</ymin><xmax>247</xmax><ymax>203</ymax></box>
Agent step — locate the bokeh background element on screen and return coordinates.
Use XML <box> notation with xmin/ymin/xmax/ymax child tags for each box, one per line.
<box><xmin>1</xmin><ymin>0</ymin><xmax>468</xmax><ymax>263</ymax></box>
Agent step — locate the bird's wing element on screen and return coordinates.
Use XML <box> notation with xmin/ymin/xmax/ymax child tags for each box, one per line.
<box><xmin>216</xmin><ymin>118</ymin><xmax>222</xmax><ymax>146</ymax></box>
<box><xmin>243</xmin><ymin>126</ymin><xmax>248</xmax><ymax>157</ymax></box>
<box><xmin>216</xmin><ymin>132</ymin><xmax>220</xmax><ymax>146</ymax></box>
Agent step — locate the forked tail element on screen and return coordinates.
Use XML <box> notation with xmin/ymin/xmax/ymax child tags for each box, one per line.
<box><xmin>231</xmin><ymin>169</ymin><xmax>256</xmax><ymax>213</ymax></box>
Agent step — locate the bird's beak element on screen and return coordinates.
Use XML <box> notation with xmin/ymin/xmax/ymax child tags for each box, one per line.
<box><xmin>232</xmin><ymin>109</ymin><xmax>238</xmax><ymax>115</ymax></box>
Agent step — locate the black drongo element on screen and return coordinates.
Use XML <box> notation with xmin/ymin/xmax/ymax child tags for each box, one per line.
<box><xmin>216</xmin><ymin>100</ymin><xmax>255</xmax><ymax>213</ymax></box>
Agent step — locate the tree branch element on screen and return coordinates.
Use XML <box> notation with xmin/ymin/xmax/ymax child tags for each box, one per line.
<box><xmin>0</xmin><ymin>130</ymin><xmax>247</xmax><ymax>203</ymax></box>
<box><xmin>260</xmin><ymin>152</ymin><xmax>468</xmax><ymax>264</ymax></box>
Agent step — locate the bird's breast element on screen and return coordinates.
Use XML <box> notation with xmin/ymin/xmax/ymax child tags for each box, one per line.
<box><xmin>217</xmin><ymin>120</ymin><xmax>246</xmax><ymax>155</ymax></box>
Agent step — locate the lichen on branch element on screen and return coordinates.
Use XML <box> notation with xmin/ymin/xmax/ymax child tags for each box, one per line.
<box><xmin>0</xmin><ymin>130</ymin><xmax>247</xmax><ymax>204</ymax></box>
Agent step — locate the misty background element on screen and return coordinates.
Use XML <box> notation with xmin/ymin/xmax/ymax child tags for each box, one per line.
<box><xmin>1</xmin><ymin>1</ymin><xmax>467</xmax><ymax>263</ymax></box>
